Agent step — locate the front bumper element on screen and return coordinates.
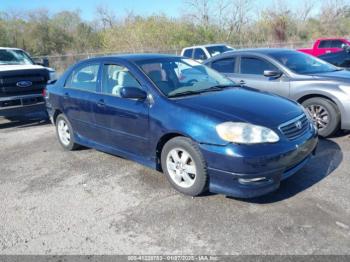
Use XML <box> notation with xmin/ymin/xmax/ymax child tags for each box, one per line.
<box><xmin>200</xmin><ymin>127</ymin><xmax>318</xmax><ymax>198</ymax></box>
<box><xmin>0</xmin><ymin>94</ymin><xmax>46</xmax><ymax>117</ymax></box>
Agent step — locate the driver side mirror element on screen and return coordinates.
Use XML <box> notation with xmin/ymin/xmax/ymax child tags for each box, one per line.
<box><xmin>263</xmin><ymin>70</ymin><xmax>282</xmax><ymax>78</ymax></box>
<box><xmin>120</xmin><ymin>87</ymin><xmax>147</xmax><ymax>100</ymax></box>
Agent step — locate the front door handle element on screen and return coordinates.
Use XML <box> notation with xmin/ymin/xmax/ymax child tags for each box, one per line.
<box><xmin>63</xmin><ymin>92</ymin><xmax>70</xmax><ymax>99</ymax></box>
<box><xmin>97</xmin><ymin>99</ymin><xmax>106</xmax><ymax>108</ymax></box>
<box><xmin>239</xmin><ymin>80</ymin><xmax>246</xmax><ymax>86</ymax></box>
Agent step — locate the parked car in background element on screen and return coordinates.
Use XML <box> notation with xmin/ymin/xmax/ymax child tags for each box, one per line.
<box><xmin>0</xmin><ymin>47</ymin><xmax>56</xmax><ymax>117</ymax></box>
<box><xmin>205</xmin><ymin>49</ymin><xmax>350</xmax><ymax>137</ymax></box>
<box><xmin>319</xmin><ymin>46</ymin><xmax>350</xmax><ymax>69</ymax></box>
<box><xmin>298</xmin><ymin>38</ymin><xmax>350</xmax><ymax>57</ymax></box>
<box><xmin>181</xmin><ymin>44</ymin><xmax>234</xmax><ymax>62</ymax></box>
<box><xmin>45</xmin><ymin>54</ymin><xmax>317</xmax><ymax>198</ymax></box>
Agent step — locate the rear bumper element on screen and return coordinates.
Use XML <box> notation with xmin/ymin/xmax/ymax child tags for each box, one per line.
<box><xmin>0</xmin><ymin>94</ymin><xmax>46</xmax><ymax>117</ymax></box>
<box><xmin>200</xmin><ymin>127</ymin><xmax>318</xmax><ymax>198</ymax></box>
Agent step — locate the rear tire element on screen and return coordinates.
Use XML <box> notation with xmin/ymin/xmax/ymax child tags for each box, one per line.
<box><xmin>55</xmin><ymin>114</ymin><xmax>79</xmax><ymax>150</ymax></box>
<box><xmin>302</xmin><ymin>97</ymin><xmax>340</xmax><ymax>137</ymax></box>
<box><xmin>161</xmin><ymin>137</ymin><xmax>208</xmax><ymax>196</ymax></box>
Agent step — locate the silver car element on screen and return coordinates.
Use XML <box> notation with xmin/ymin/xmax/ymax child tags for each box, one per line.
<box><xmin>204</xmin><ymin>49</ymin><xmax>350</xmax><ymax>137</ymax></box>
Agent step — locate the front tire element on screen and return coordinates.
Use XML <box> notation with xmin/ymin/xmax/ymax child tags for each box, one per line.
<box><xmin>302</xmin><ymin>97</ymin><xmax>340</xmax><ymax>137</ymax></box>
<box><xmin>55</xmin><ymin>114</ymin><xmax>79</xmax><ymax>150</ymax></box>
<box><xmin>161</xmin><ymin>137</ymin><xmax>208</xmax><ymax>196</ymax></box>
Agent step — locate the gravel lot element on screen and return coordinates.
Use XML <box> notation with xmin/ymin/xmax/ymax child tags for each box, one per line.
<box><xmin>0</xmin><ymin>113</ymin><xmax>349</xmax><ymax>255</ymax></box>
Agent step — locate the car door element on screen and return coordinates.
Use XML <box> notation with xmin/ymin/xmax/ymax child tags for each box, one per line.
<box><xmin>92</xmin><ymin>61</ymin><xmax>150</xmax><ymax>157</ymax></box>
<box><xmin>237</xmin><ymin>56</ymin><xmax>290</xmax><ymax>97</ymax></box>
<box><xmin>63</xmin><ymin>62</ymin><xmax>101</xmax><ymax>141</ymax></box>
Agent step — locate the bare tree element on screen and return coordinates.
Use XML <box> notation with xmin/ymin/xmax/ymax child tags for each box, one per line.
<box><xmin>96</xmin><ymin>5</ymin><xmax>116</xmax><ymax>30</ymax></box>
<box><xmin>184</xmin><ymin>0</ymin><xmax>211</xmax><ymax>28</ymax></box>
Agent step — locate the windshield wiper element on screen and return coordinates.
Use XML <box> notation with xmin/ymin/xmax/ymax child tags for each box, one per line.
<box><xmin>168</xmin><ymin>84</ymin><xmax>238</xmax><ymax>98</ymax></box>
<box><xmin>200</xmin><ymin>84</ymin><xmax>239</xmax><ymax>93</ymax></box>
<box><xmin>168</xmin><ymin>90</ymin><xmax>202</xmax><ymax>98</ymax></box>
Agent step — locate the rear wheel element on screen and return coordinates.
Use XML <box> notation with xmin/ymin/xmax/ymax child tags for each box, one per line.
<box><xmin>302</xmin><ymin>97</ymin><xmax>340</xmax><ymax>137</ymax></box>
<box><xmin>55</xmin><ymin>114</ymin><xmax>79</xmax><ymax>150</ymax></box>
<box><xmin>161</xmin><ymin>137</ymin><xmax>208</xmax><ymax>196</ymax></box>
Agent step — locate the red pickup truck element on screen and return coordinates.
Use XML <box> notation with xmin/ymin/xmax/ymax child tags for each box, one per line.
<box><xmin>298</xmin><ymin>38</ymin><xmax>350</xmax><ymax>57</ymax></box>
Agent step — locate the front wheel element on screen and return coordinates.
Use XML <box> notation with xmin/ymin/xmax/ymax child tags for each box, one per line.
<box><xmin>302</xmin><ymin>97</ymin><xmax>340</xmax><ymax>137</ymax></box>
<box><xmin>161</xmin><ymin>137</ymin><xmax>208</xmax><ymax>196</ymax></box>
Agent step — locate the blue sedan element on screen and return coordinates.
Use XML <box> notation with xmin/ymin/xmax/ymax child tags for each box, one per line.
<box><xmin>45</xmin><ymin>54</ymin><xmax>318</xmax><ymax>198</ymax></box>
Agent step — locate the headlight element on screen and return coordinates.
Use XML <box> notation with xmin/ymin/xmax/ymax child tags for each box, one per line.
<box><xmin>339</xmin><ymin>85</ymin><xmax>350</xmax><ymax>96</ymax></box>
<box><xmin>216</xmin><ymin>122</ymin><xmax>279</xmax><ymax>144</ymax></box>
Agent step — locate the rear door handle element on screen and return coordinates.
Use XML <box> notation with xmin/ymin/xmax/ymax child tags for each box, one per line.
<box><xmin>97</xmin><ymin>99</ymin><xmax>106</xmax><ymax>108</ymax></box>
<box><xmin>63</xmin><ymin>92</ymin><xmax>70</xmax><ymax>99</ymax></box>
<box><xmin>239</xmin><ymin>80</ymin><xmax>246</xmax><ymax>85</ymax></box>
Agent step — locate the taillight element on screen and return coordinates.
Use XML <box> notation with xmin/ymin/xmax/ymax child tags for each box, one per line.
<box><xmin>42</xmin><ymin>88</ymin><xmax>47</xmax><ymax>97</ymax></box>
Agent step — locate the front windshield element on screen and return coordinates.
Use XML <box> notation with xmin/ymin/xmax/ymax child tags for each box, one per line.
<box><xmin>269</xmin><ymin>51</ymin><xmax>338</xmax><ymax>74</ymax></box>
<box><xmin>137</xmin><ymin>58</ymin><xmax>235</xmax><ymax>97</ymax></box>
<box><xmin>206</xmin><ymin>45</ymin><xmax>233</xmax><ymax>57</ymax></box>
<box><xmin>0</xmin><ymin>49</ymin><xmax>34</xmax><ymax>65</ymax></box>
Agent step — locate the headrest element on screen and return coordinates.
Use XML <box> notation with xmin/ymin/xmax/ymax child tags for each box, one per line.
<box><xmin>117</xmin><ymin>71</ymin><xmax>140</xmax><ymax>87</ymax></box>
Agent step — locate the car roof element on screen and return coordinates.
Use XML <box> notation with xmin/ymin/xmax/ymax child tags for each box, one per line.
<box><xmin>211</xmin><ymin>48</ymin><xmax>299</xmax><ymax>57</ymax></box>
<box><xmin>0</xmin><ymin>47</ymin><xmax>23</xmax><ymax>51</ymax></box>
<box><xmin>78</xmin><ymin>53</ymin><xmax>183</xmax><ymax>64</ymax></box>
<box><xmin>315</xmin><ymin>37</ymin><xmax>348</xmax><ymax>41</ymax></box>
<box><xmin>183</xmin><ymin>44</ymin><xmax>231</xmax><ymax>49</ymax></box>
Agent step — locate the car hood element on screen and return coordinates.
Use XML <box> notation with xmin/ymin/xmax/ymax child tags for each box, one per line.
<box><xmin>310</xmin><ymin>70</ymin><xmax>350</xmax><ymax>82</ymax></box>
<box><xmin>174</xmin><ymin>87</ymin><xmax>303</xmax><ymax>127</ymax></box>
<box><xmin>0</xmin><ymin>64</ymin><xmax>48</xmax><ymax>72</ymax></box>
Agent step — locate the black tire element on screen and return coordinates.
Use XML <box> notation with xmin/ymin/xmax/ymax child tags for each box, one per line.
<box><xmin>55</xmin><ymin>114</ymin><xmax>80</xmax><ymax>150</ymax></box>
<box><xmin>302</xmin><ymin>97</ymin><xmax>340</xmax><ymax>137</ymax></box>
<box><xmin>161</xmin><ymin>137</ymin><xmax>208</xmax><ymax>196</ymax></box>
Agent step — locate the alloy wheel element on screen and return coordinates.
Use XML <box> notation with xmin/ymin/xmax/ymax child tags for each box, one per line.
<box><xmin>57</xmin><ymin>119</ymin><xmax>71</xmax><ymax>146</ymax></box>
<box><xmin>306</xmin><ymin>104</ymin><xmax>329</xmax><ymax>131</ymax></box>
<box><xmin>166</xmin><ymin>148</ymin><xmax>197</xmax><ymax>188</ymax></box>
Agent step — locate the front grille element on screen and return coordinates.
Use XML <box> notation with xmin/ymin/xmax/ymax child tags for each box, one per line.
<box><xmin>279</xmin><ymin>114</ymin><xmax>310</xmax><ymax>140</ymax></box>
<box><xmin>0</xmin><ymin>69</ymin><xmax>49</xmax><ymax>95</ymax></box>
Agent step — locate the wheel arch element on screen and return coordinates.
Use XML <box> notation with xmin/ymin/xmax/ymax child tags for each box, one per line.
<box><xmin>53</xmin><ymin>109</ymin><xmax>63</xmax><ymax>125</ymax></box>
<box><xmin>297</xmin><ymin>94</ymin><xmax>339</xmax><ymax>111</ymax></box>
<box><xmin>155</xmin><ymin>132</ymin><xmax>190</xmax><ymax>171</ymax></box>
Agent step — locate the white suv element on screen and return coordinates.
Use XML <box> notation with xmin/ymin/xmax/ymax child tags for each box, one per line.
<box><xmin>181</xmin><ymin>44</ymin><xmax>234</xmax><ymax>62</ymax></box>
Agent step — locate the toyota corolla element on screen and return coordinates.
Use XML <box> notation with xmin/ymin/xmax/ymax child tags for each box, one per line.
<box><xmin>45</xmin><ymin>54</ymin><xmax>318</xmax><ymax>198</ymax></box>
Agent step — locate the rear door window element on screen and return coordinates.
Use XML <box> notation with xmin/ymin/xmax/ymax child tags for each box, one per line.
<box><xmin>240</xmin><ymin>57</ymin><xmax>277</xmax><ymax>75</ymax></box>
<box><xmin>211</xmin><ymin>58</ymin><xmax>236</xmax><ymax>73</ymax></box>
<box><xmin>65</xmin><ymin>63</ymin><xmax>100</xmax><ymax>92</ymax></box>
